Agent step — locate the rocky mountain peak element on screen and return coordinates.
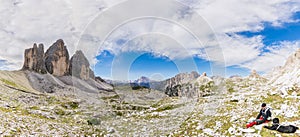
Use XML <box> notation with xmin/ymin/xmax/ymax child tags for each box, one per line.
<box><xmin>165</xmin><ymin>71</ymin><xmax>201</xmax><ymax>96</ymax></box>
<box><xmin>134</xmin><ymin>76</ymin><xmax>150</xmax><ymax>83</ymax></box>
<box><xmin>169</xmin><ymin>71</ymin><xmax>200</xmax><ymax>85</ymax></box>
<box><xmin>201</xmin><ymin>72</ymin><xmax>207</xmax><ymax>77</ymax></box>
<box><xmin>69</xmin><ymin>50</ymin><xmax>95</xmax><ymax>80</ymax></box>
<box><xmin>22</xmin><ymin>43</ymin><xmax>47</xmax><ymax>74</ymax></box>
<box><xmin>266</xmin><ymin>48</ymin><xmax>300</xmax><ymax>94</ymax></box>
<box><xmin>130</xmin><ymin>76</ymin><xmax>151</xmax><ymax>90</ymax></box>
<box><xmin>22</xmin><ymin>39</ymin><xmax>97</xmax><ymax>80</ymax></box>
<box><xmin>44</xmin><ymin>39</ymin><xmax>70</xmax><ymax>76</ymax></box>
<box><xmin>284</xmin><ymin>48</ymin><xmax>300</xmax><ymax>68</ymax></box>
<box><xmin>249</xmin><ymin>70</ymin><xmax>260</xmax><ymax>78</ymax></box>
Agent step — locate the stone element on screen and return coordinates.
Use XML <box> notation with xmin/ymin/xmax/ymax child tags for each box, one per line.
<box><xmin>44</xmin><ymin>39</ymin><xmax>70</xmax><ymax>76</ymax></box>
<box><xmin>228</xmin><ymin>127</ymin><xmax>236</xmax><ymax>135</ymax></box>
<box><xmin>87</xmin><ymin>118</ymin><xmax>101</xmax><ymax>125</ymax></box>
<box><xmin>107</xmin><ymin>127</ymin><xmax>115</xmax><ymax>134</ymax></box>
<box><xmin>69</xmin><ymin>50</ymin><xmax>95</xmax><ymax>80</ymax></box>
<box><xmin>202</xmin><ymin>72</ymin><xmax>207</xmax><ymax>77</ymax></box>
<box><xmin>22</xmin><ymin>43</ymin><xmax>47</xmax><ymax>74</ymax></box>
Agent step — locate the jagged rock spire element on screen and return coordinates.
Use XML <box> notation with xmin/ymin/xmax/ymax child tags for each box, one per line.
<box><xmin>69</xmin><ymin>50</ymin><xmax>95</xmax><ymax>80</ymax></box>
<box><xmin>44</xmin><ymin>39</ymin><xmax>70</xmax><ymax>76</ymax></box>
<box><xmin>22</xmin><ymin>39</ymin><xmax>96</xmax><ymax>80</ymax></box>
<box><xmin>22</xmin><ymin>43</ymin><xmax>47</xmax><ymax>74</ymax></box>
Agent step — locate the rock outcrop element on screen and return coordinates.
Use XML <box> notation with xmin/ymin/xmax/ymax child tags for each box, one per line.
<box><xmin>22</xmin><ymin>39</ymin><xmax>98</xmax><ymax>80</ymax></box>
<box><xmin>165</xmin><ymin>71</ymin><xmax>199</xmax><ymax>96</ymax></box>
<box><xmin>284</xmin><ymin>49</ymin><xmax>300</xmax><ymax>68</ymax></box>
<box><xmin>22</xmin><ymin>43</ymin><xmax>47</xmax><ymax>74</ymax></box>
<box><xmin>267</xmin><ymin>48</ymin><xmax>300</xmax><ymax>95</ymax></box>
<box><xmin>21</xmin><ymin>39</ymin><xmax>114</xmax><ymax>94</ymax></box>
<box><xmin>165</xmin><ymin>71</ymin><xmax>215</xmax><ymax>97</ymax></box>
<box><xmin>69</xmin><ymin>50</ymin><xmax>95</xmax><ymax>80</ymax></box>
<box><xmin>44</xmin><ymin>39</ymin><xmax>70</xmax><ymax>76</ymax></box>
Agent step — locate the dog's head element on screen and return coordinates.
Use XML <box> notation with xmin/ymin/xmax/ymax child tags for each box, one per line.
<box><xmin>273</xmin><ymin>118</ymin><xmax>279</xmax><ymax>124</ymax></box>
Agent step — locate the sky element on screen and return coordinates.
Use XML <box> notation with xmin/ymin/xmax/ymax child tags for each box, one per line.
<box><xmin>0</xmin><ymin>0</ymin><xmax>300</xmax><ymax>80</ymax></box>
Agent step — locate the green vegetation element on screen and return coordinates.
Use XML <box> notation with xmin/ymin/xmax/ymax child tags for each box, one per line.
<box><xmin>154</xmin><ymin>103</ymin><xmax>184</xmax><ymax>112</ymax></box>
<box><xmin>226</xmin><ymin>80</ymin><xmax>236</xmax><ymax>93</ymax></box>
<box><xmin>101</xmin><ymin>94</ymin><xmax>120</xmax><ymax>100</ymax></box>
<box><xmin>54</xmin><ymin>108</ymin><xmax>66</xmax><ymax>116</ymax></box>
<box><xmin>150</xmin><ymin>97</ymin><xmax>178</xmax><ymax>108</ymax></box>
<box><xmin>287</xmin><ymin>84</ymin><xmax>300</xmax><ymax>95</ymax></box>
<box><xmin>29</xmin><ymin>106</ymin><xmax>39</xmax><ymax>110</ymax></box>
<box><xmin>45</xmin><ymin>96</ymin><xmax>60</xmax><ymax>105</ymax></box>
<box><xmin>141</xmin><ymin>114</ymin><xmax>166</xmax><ymax>120</ymax></box>
<box><xmin>262</xmin><ymin>94</ymin><xmax>285</xmax><ymax>104</ymax></box>
<box><xmin>114</xmin><ymin>111</ymin><xmax>123</xmax><ymax>116</ymax></box>
<box><xmin>199</xmin><ymin>81</ymin><xmax>216</xmax><ymax>92</ymax></box>
<box><xmin>1</xmin><ymin>78</ymin><xmax>18</xmax><ymax>87</ymax></box>
<box><xmin>61</xmin><ymin>101</ymin><xmax>79</xmax><ymax>109</ymax></box>
<box><xmin>175</xmin><ymin>117</ymin><xmax>202</xmax><ymax>136</ymax></box>
<box><xmin>0</xmin><ymin>78</ymin><xmax>30</xmax><ymax>92</ymax></box>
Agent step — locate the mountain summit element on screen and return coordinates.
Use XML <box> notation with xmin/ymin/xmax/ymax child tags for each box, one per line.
<box><xmin>22</xmin><ymin>39</ymin><xmax>95</xmax><ymax>80</ymax></box>
<box><xmin>21</xmin><ymin>39</ymin><xmax>113</xmax><ymax>93</ymax></box>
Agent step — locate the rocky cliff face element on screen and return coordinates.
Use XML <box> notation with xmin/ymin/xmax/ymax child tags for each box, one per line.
<box><xmin>165</xmin><ymin>71</ymin><xmax>199</xmax><ymax>96</ymax></box>
<box><xmin>22</xmin><ymin>43</ymin><xmax>47</xmax><ymax>74</ymax></box>
<box><xmin>69</xmin><ymin>50</ymin><xmax>95</xmax><ymax>80</ymax></box>
<box><xmin>44</xmin><ymin>39</ymin><xmax>70</xmax><ymax>76</ymax></box>
<box><xmin>284</xmin><ymin>49</ymin><xmax>300</xmax><ymax>68</ymax></box>
<box><xmin>267</xmin><ymin>49</ymin><xmax>300</xmax><ymax>95</ymax></box>
<box><xmin>22</xmin><ymin>39</ymin><xmax>99</xmax><ymax>81</ymax></box>
<box><xmin>21</xmin><ymin>39</ymin><xmax>113</xmax><ymax>94</ymax></box>
<box><xmin>165</xmin><ymin>71</ymin><xmax>214</xmax><ymax>97</ymax></box>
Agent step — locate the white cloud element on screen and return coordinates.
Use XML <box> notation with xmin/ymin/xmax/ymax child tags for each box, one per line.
<box><xmin>206</xmin><ymin>34</ymin><xmax>265</xmax><ymax>66</ymax></box>
<box><xmin>192</xmin><ymin>0</ymin><xmax>300</xmax><ymax>33</ymax></box>
<box><xmin>0</xmin><ymin>0</ymin><xmax>112</xmax><ymax>70</ymax></box>
<box><xmin>0</xmin><ymin>0</ymin><xmax>299</xmax><ymax>74</ymax></box>
<box><xmin>242</xmin><ymin>41</ymin><xmax>300</xmax><ymax>72</ymax></box>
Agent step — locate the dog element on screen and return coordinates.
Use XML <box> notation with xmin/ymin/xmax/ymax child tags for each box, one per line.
<box><xmin>263</xmin><ymin>118</ymin><xmax>299</xmax><ymax>133</ymax></box>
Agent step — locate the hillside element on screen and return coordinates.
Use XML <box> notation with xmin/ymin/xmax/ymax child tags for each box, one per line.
<box><xmin>266</xmin><ymin>49</ymin><xmax>300</xmax><ymax>96</ymax></box>
<box><xmin>0</xmin><ymin>40</ymin><xmax>299</xmax><ymax>136</ymax></box>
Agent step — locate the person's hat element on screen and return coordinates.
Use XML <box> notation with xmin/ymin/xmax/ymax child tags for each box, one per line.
<box><xmin>261</xmin><ymin>103</ymin><xmax>266</xmax><ymax>107</ymax></box>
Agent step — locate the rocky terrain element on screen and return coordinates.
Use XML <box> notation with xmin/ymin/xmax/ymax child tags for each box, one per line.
<box><xmin>0</xmin><ymin>39</ymin><xmax>300</xmax><ymax>136</ymax></box>
<box><xmin>165</xmin><ymin>72</ymin><xmax>216</xmax><ymax>98</ymax></box>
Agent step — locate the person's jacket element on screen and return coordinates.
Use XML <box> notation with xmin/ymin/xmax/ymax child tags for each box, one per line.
<box><xmin>256</xmin><ymin>107</ymin><xmax>271</xmax><ymax>121</ymax></box>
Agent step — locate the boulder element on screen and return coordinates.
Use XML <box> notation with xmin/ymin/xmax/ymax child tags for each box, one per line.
<box><xmin>69</xmin><ymin>50</ymin><xmax>95</xmax><ymax>80</ymax></box>
<box><xmin>22</xmin><ymin>43</ymin><xmax>47</xmax><ymax>74</ymax></box>
<box><xmin>44</xmin><ymin>39</ymin><xmax>70</xmax><ymax>76</ymax></box>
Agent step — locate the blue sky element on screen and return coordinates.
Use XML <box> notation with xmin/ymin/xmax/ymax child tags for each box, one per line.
<box><xmin>0</xmin><ymin>0</ymin><xmax>300</xmax><ymax>81</ymax></box>
<box><xmin>95</xmin><ymin>51</ymin><xmax>212</xmax><ymax>80</ymax></box>
<box><xmin>94</xmin><ymin>11</ymin><xmax>300</xmax><ymax>80</ymax></box>
<box><xmin>238</xmin><ymin>12</ymin><xmax>300</xmax><ymax>46</ymax></box>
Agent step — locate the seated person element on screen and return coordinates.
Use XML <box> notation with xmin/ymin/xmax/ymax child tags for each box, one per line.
<box><xmin>246</xmin><ymin>103</ymin><xmax>271</xmax><ymax>128</ymax></box>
